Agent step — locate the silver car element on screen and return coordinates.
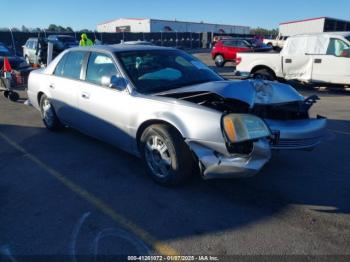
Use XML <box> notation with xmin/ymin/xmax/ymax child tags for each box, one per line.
<box><xmin>27</xmin><ymin>45</ymin><xmax>326</xmax><ymax>186</ymax></box>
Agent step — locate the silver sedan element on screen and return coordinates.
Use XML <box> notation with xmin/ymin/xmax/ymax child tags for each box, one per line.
<box><xmin>27</xmin><ymin>45</ymin><xmax>326</xmax><ymax>186</ymax></box>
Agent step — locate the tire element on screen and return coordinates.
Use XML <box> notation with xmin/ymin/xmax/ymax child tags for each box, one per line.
<box><xmin>253</xmin><ymin>68</ymin><xmax>276</xmax><ymax>81</ymax></box>
<box><xmin>3</xmin><ymin>90</ymin><xmax>9</xmax><ymax>98</ymax></box>
<box><xmin>214</xmin><ymin>54</ymin><xmax>225</xmax><ymax>67</ymax></box>
<box><xmin>8</xmin><ymin>91</ymin><xmax>19</xmax><ymax>102</ymax></box>
<box><xmin>25</xmin><ymin>56</ymin><xmax>30</xmax><ymax>65</ymax></box>
<box><xmin>140</xmin><ymin>124</ymin><xmax>196</xmax><ymax>186</ymax></box>
<box><xmin>39</xmin><ymin>94</ymin><xmax>62</xmax><ymax>131</ymax></box>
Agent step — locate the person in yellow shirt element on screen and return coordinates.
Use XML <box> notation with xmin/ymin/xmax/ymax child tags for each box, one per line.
<box><xmin>79</xmin><ymin>33</ymin><xmax>93</xmax><ymax>46</ymax></box>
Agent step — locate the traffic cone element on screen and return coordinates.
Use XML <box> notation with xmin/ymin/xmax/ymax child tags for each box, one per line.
<box><xmin>3</xmin><ymin>57</ymin><xmax>12</xmax><ymax>72</ymax></box>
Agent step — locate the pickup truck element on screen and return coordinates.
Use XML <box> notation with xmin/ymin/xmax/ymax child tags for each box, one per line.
<box><xmin>263</xmin><ymin>35</ymin><xmax>288</xmax><ymax>50</ymax></box>
<box><xmin>236</xmin><ymin>32</ymin><xmax>350</xmax><ymax>86</ymax></box>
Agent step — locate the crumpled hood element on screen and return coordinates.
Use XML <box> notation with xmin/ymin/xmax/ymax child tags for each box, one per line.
<box><xmin>155</xmin><ymin>80</ymin><xmax>304</xmax><ymax>107</ymax></box>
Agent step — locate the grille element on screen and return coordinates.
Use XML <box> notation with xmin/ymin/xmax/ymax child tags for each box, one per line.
<box><xmin>272</xmin><ymin>137</ymin><xmax>322</xmax><ymax>149</ymax></box>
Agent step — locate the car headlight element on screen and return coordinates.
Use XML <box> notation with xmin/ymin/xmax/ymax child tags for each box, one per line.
<box><xmin>222</xmin><ymin>114</ymin><xmax>271</xmax><ymax>143</ymax></box>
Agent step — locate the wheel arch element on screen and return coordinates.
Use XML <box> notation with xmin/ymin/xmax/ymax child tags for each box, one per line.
<box><xmin>136</xmin><ymin>119</ymin><xmax>186</xmax><ymax>150</ymax></box>
<box><xmin>37</xmin><ymin>91</ymin><xmax>45</xmax><ymax>105</ymax></box>
<box><xmin>251</xmin><ymin>65</ymin><xmax>276</xmax><ymax>77</ymax></box>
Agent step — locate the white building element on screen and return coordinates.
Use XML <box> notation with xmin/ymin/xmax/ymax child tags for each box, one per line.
<box><xmin>279</xmin><ymin>17</ymin><xmax>350</xmax><ymax>37</ymax></box>
<box><xmin>97</xmin><ymin>18</ymin><xmax>250</xmax><ymax>34</ymax></box>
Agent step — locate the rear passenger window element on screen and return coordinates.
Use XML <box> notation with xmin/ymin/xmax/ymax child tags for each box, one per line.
<box><xmin>61</xmin><ymin>51</ymin><xmax>86</xmax><ymax>80</ymax></box>
<box><xmin>54</xmin><ymin>53</ymin><xmax>69</xmax><ymax>76</ymax></box>
<box><xmin>86</xmin><ymin>52</ymin><xmax>117</xmax><ymax>85</ymax></box>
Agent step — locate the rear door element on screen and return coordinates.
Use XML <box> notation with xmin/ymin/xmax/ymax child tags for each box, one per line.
<box><xmin>49</xmin><ymin>51</ymin><xmax>87</xmax><ymax>125</ymax></box>
<box><xmin>312</xmin><ymin>38</ymin><xmax>350</xmax><ymax>84</ymax></box>
<box><xmin>282</xmin><ymin>36</ymin><xmax>313</xmax><ymax>81</ymax></box>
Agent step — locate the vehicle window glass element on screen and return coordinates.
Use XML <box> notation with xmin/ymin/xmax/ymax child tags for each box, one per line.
<box><xmin>117</xmin><ymin>50</ymin><xmax>222</xmax><ymax>94</ymax></box>
<box><xmin>86</xmin><ymin>53</ymin><xmax>117</xmax><ymax>85</ymax></box>
<box><xmin>223</xmin><ymin>40</ymin><xmax>238</xmax><ymax>47</ymax></box>
<box><xmin>54</xmin><ymin>53</ymin><xmax>69</xmax><ymax>76</ymax></box>
<box><xmin>33</xmin><ymin>40</ymin><xmax>38</xmax><ymax>49</ymax></box>
<box><xmin>26</xmin><ymin>41</ymin><xmax>31</xmax><ymax>48</ymax></box>
<box><xmin>29</xmin><ymin>41</ymin><xmax>35</xmax><ymax>49</ymax></box>
<box><xmin>60</xmin><ymin>51</ymin><xmax>85</xmax><ymax>79</ymax></box>
<box><xmin>327</xmin><ymin>38</ymin><xmax>350</xmax><ymax>56</ymax></box>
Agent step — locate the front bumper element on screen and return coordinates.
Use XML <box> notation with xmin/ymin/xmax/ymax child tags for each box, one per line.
<box><xmin>265</xmin><ymin>117</ymin><xmax>327</xmax><ymax>150</ymax></box>
<box><xmin>188</xmin><ymin>139</ymin><xmax>271</xmax><ymax>180</ymax></box>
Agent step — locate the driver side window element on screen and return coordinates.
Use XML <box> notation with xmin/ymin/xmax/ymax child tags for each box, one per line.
<box><xmin>327</xmin><ymin>38</ymin><xmax>350</xmax><ymax>56</ymax></box>
<box><xmin>86</xmin><ymin>52</ymin><xmax>118</xmax><ymax>86</ymax></box>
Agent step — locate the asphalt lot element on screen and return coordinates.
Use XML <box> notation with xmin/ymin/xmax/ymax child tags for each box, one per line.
<box><xmin>0</xmin><ymin>51</ymin><xmax>349</xmax><ymax>260</ymax></box>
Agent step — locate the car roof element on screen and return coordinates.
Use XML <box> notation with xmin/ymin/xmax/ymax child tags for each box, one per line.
<box><xmin>292</xmin><ymin>31</ymin><xmax>350</xmax><ymax>38</ymax></box>
<box><xmin>68</xmin><ymin>44</ymin><xmax>176</xmax><ymax>53</ymax></box>
<box><xmin>48</xmin><ymin>35</ymin><xmax>74</xmax><ymax>38</ymax></box>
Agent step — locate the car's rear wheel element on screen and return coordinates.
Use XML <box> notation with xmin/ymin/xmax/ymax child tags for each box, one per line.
<box><xmin>214</xmin><ymin>54</ymin><xmax>225</xmax><ymax>67</ymax></box>
<box><xmin>140</xmin><ymin>124</ymin><xmax>196</xmax><ymax>186</ymax></box>
<box><xmin>25</xmin><ymin>56</ymin><xmax>30</xmax><ymax>65</ymax></box>
<box><xmin>253</xmin><ymin>68</ymin><xmax>276</xmax><ymax>81</ymax></box>
<box><xmin>8</xmin><ymin>91</ymin><xmax>19</xmax><ymax>102</ymax></box>
<box><xmin>39</xmin><ymin>94</ymin><xmax>62</xmax><ymax>131</ymax></box>
<box><xmin>3</xmin><ymin>90</ymin><xmax>9</xmax><ymax>98</ymax></box>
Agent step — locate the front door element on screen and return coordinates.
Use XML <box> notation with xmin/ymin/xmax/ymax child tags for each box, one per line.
<box><xmin>76</xmin><ymin>52</ymin><xmax>133</xmax><ymax>151</ymax></box>
<box><xmin>312</xmin><ymin>38</ymin><xmax>350</xmax><ymax>85</ymax></box>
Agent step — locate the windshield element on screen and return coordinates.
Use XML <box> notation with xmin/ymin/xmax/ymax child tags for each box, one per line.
<box><xmin>116</xmin><ymin>50</ymin><xmax>222</xmax><ymax>94</ymax></box>
<box><xmin>0</xmin><ymin>45</ymin><xmax>12</xmax><ymax>56</ymax></box>
<box><xmin>346</xmin><ymin>36</ymin><xmax>350</xmax><ymax>43</ymax></box>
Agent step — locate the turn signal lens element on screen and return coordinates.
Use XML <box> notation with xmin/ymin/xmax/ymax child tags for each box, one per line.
<box><xmin>223</xmin><ymin>117</ymin><xmax>236</xmax><ymax>142</ymax></box>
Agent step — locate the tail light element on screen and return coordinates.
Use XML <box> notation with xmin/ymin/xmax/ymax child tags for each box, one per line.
<box><xmin>236</xmin><ymin>57</ymin><xmax>242</xmax><ymax>65</ymax></box>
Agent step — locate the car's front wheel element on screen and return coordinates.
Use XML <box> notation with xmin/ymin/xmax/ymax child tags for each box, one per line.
<box><xmin>214</xmin><ymin>54</ymin><xmax>225</xmax><ymax>67</ymax></box>
<box><xmin>39</xmin><ymin>94</ymin><xmax>62</xmax><ymax>131</ymax></box>
<box><xmin>140</xmin><ymin>124</ymin><xmax>196</xmax><ymax>186</ymax></box>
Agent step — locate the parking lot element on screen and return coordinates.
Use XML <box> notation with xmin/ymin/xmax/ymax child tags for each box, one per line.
<box><xmin>0</xmin><ymin>51</ymin><xmax>349</xmax><ymax>259</ymax></box>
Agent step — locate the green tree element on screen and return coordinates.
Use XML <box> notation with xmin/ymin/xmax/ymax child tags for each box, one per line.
<box><xmin>66</xmin><ymin>27</ymin><xmax>74</xmax><ymax>32</ymax></box>
<box><xmin>48</xmin><ymin>24</ymin><xmax>58</xmax><ymax>32</ymax></box>
<box><xmin>250</xmin><ymin>27</ymin><xmax>279</xmax><ymax>37</ymax></box>
<box><xmin>21</xmin><ymin>25</ymin><xmax>29</xmax><ymax>32</ymax></box>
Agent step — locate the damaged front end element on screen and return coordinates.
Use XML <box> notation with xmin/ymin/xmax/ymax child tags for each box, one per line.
<box><xmin>156</xmin><ymin>79</ymin><xmax>327</xmax><ymax>151</ymax></box>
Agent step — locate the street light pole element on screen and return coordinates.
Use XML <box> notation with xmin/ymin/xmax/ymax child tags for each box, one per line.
<box><xmin>175</xmin><ymin>30</ymin><xmax>178</xmax><ymax>48</ymax></box>
<box><xmin>8</xmin><ymin>27</ymin><xmax>16</xmax><ymax>55</ymax></box>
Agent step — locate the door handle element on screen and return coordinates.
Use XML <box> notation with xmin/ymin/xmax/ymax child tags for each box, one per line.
<box><xmin>285</xmin><ymin>59</ymin><xmax>292</xmax><ymax>63</ymax></box>
<box><xmin>81</xmin><ymin>92</ymin><xmax>90</xmax><ymax>99</ymax></box>
<box><xmin>314</xmin><ymin>58</ymin><xmax>322</xmax><ymax>64</ymax></box>
<box><xmin>49</xmin><ymin>84</ymin><xmax>55</xmax><ymax>89</ymax></box>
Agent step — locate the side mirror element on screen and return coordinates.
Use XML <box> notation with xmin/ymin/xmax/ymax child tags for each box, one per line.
<box><xmin>101</xmin><ymin>75</ymin><xmax>127</xmax><ymax>91</ymax></box>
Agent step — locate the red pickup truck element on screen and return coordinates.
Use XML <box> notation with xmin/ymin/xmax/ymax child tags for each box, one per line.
<box><xmin>211</xmin><ymin>38</ymin><xmax>272</xmax><ymax>67</ymax></box>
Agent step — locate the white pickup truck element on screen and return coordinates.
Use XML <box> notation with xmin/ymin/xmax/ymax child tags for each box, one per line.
<box><xmin>263</xmin><ymin>35</ymin><xmax>288</xmax><ymax>50</ymax></box>
<box><xmin>236</xmin><ymin>32</ymin><xmax>350</xmax><ymax>86</ymax></box>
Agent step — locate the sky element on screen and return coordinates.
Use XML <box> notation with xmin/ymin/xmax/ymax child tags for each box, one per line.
<box><xmin>2</xmin><ymin>0</ymin><xmax>350</xmax><ymax>30</ymax></box>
